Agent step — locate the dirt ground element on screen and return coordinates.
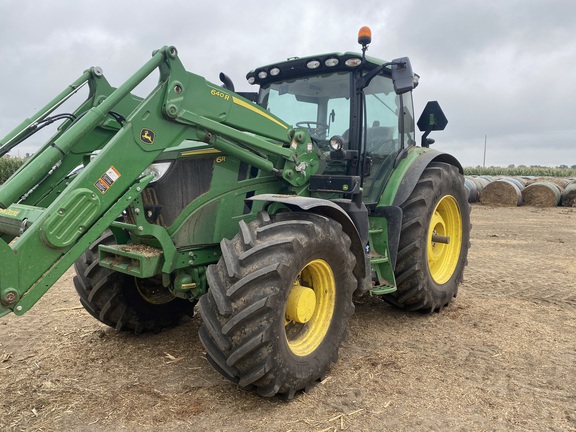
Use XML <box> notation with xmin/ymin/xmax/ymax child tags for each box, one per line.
<box><xmin>1</xmin><ymin>205</ymin><xmax>575</xmax><ymax>431</ymax></box>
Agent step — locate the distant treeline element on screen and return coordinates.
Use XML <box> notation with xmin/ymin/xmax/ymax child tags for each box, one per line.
<box><xmin>465</xmin><ymin>166</ymin><xmax>576</xmax><ymax>178</ymax></box>
<box><xmin>2</xmin><ymin>156</ymin><xmax>576</xmax><ymax>186</ymax></box>
<box><xmin>0</xmin><ymin>156</ymin><xmax>26</xmax><ymax>184</ymax></box>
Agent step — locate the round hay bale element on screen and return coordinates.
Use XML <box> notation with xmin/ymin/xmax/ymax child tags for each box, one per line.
<box><xmin>561</xmin><ymin>183</ymin><xmax>576</xmax><ymax>207</ymax></box>
<box><xmin>470</xmin><ymin>176</ymin><xmax>490</xmax><ymax>192</ymax></box>
<box><xmin>464</xmin><ymin>177</ymin><xmax>479</xmax><ymax>203</ymax></box>
<box><xmin>499</xmin><ymin>176</ymin><xmax>526</xmax><ymax>190</ymax></box>
<box><xmin>521</xmin><ymin>181</ymin><xmax>562</xmax><ymax>207</ymax></box>
<box><xmin>533</xmin><ymin>177</ymin><xmax>570</xmax><ymax>188</ymax></box>
<box><xmin>479</xmin><ymin>179</ymin><xmax>522</xmax><ymax>207</ymax></box>
<box><xmin>479</xmin><ymin>175</ymin><xmax>495</xmax><ymax>183</ymax></box>
<box><xmin>522</xmin><ymin>176</ymin><xmax>538</xmax><ymax>186</ymax></box>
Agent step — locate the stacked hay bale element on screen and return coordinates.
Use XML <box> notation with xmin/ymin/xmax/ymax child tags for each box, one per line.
<box><xmin>464</xmin><ymin>177</ymin><xmax>479</xmax><ymax>203</ymax></box>
<box><xmin>464</xmin><ymin>176</ymin><xmax>490</xmax><ymax>203</ymax></box>
<box><xmin>479</xmin><ymin>178</ymin><xmax>524</xmax><ymax>207</ymax></box>
<box><xmin>561</xmin><ymin>180</ymin><xmax>576</xmax><ymax>207</ymax></box>
<box><xmin>521</xmin><ymin>181</ymin><xmax>562</xmax><ymax>207</ymax></box>
<box><xmin>465</xmin><ymin>174</ymin><xmax>575</xmax><ymax>207</ymax></box>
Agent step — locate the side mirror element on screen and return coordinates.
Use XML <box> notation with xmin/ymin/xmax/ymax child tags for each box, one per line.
<box><xmin>391</xmin><ymin>57</ymin><xmax>415</xmax><ymax>94</ymax></box>
<box><xmin>416</xmin><ymin>101</ymin><xmax>448</xmax><ymax>147</ymax></box>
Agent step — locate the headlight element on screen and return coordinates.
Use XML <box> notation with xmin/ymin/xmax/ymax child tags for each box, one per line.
<box><xmin>345</xmin><ymin>57</ymin><xmax>362</xmax><ymax>67</ymax></box>
<box><xmin>329</xmin><ymin>135</ymin><xmax>345</xmax><ymax>151</ymax></box>
<box><xmin>142</xmin><ymin>162</ymin><xmax>171</xmax><ymax>183</ymax></box>
<box><xmin>325</xmin><ymin>58</ymin><xmax>339</xmax><ymax>67</ymax></box>
<box><xmin>306</xmin><ymin>60</ymin><xmax>321</xmax><ymax>69</ymax></box>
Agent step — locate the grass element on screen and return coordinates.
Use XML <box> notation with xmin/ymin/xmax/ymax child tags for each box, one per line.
<box><xmin>0</xmin><ymin>157</ymin><xmax>26</xmax><ymax>184</ymax></box>
<box><xmin>464</xmin><ymin>166</ymin><xmax>576</xmax><ymax>178</ymax></box>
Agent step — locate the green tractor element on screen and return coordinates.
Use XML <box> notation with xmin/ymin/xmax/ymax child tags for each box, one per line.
<box><xmin>0</xmin><ymin>28</ymin><xmax>469</xmax><ymax>398</ymax></box>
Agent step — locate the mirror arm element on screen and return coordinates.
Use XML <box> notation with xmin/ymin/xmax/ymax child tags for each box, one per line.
<box><xmin>421</xmin><ymin>130</ymin><xmax>430</xmax><ymax>148</ymax></box>
<box><xmin>420</xmin><ymin>131</ymin><xmax>436</xmax><ymax>148</ymax></box>
<box><xmin>357</xmin><ymin>61</ymin><xmax>405</xmax><ymax>90</ymax></box>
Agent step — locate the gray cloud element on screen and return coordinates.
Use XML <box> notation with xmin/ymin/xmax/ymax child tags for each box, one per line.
<box><xmin>1</xmin><ymin>0</ymin><xmax>574</xmax><ymax>166</ymax></box>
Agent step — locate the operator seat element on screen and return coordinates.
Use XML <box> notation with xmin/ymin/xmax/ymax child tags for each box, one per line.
<box><xmin>366</xmin><ymin>121</ymin><xmax>394</xmax><ymax>155</ymax></box>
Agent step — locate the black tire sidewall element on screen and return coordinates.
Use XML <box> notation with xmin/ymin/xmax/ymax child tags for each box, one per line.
<box><xmin>392</xmin><ymin>162</ymin><xmax>470</xmax><ymax>311</ymax></box>
<box><xmin>422</xmin><ymin>167</ymin><xmax>470</xmax><ymax>297</ymax></box>
<box><xmin>272</xmin><ymin>232</ymin><xmax>353</xmax><ymax>388</ymax></box>
<box><xmin>199</xmin><ymin>211</ymin><xmax>356</xmax><ymax>396</ymax></box>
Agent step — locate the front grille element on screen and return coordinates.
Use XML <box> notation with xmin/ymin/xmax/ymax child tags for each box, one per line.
<box><xmin>145</xmin><ymin>158</ymin><xmax>214</xmax><ymax>227</ymax></box>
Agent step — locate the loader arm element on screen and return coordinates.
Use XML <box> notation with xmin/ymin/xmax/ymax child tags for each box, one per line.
<box><xmin>0</xmin><ymin>46</ymin><xmax>318</xmax><ymax>317</ymax></box>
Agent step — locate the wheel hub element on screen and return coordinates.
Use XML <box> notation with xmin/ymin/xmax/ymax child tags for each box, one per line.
<box><xmin>134</xmin><ymin>277</ymin><xmax>175</xmax><ymax>305</ymax></box>
<box><xmin>286</xmin><ymin>282</ymin><xmax>317</xmax><ymax>323</ymax></box>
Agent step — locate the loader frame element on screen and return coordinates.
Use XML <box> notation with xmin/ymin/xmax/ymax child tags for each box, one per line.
<box><xmin>0</xmin><ymin>46</ymin><xmax>321</xmax><ymax>316</ymax></box>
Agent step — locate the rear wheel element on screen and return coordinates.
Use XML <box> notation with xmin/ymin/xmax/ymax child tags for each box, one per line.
<box><xmin>73</xmin><ymin>232</ymin><xmax>195</xmax><ymax>333</ymax></box>
<box><xmin>387</xmin><ymin>162</ymin><xmax>470</xmax><ymax>312</ymax></box>
<box><xmin>198</xmin><ymin>212</ymin><xmax>356</xmax><ymax>398</ymax></box>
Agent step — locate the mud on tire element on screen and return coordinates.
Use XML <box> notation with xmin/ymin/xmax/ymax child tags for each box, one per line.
<box><xmin>198</xmin><ymin>211</ymin><xmax>356</xmax><ymax>398</ymax></box>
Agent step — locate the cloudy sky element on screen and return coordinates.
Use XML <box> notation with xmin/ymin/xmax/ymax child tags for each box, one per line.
<box><xmin>1</xmin><ymin>0</ymin><xmax>575</xmax><ymax>167</ymax></box>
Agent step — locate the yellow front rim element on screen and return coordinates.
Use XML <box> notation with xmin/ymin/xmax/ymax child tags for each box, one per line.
<box><xmin>285</xmin><ymin>259</ymin><xmax>336</xmax><ymax>357</ymax></box>
<box><xmin>427</xmin><ymin>195</ymin><xmax>462</xmax><ymax>285</ymax></box>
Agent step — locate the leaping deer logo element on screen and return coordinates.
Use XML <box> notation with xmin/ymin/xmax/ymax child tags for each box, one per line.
<box><xmin>140</xmin><ymin>129</ymin><xmax>155</xmax><ymax>144</ymax></box>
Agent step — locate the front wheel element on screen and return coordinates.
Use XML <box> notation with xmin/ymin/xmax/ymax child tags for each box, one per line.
<box><xmin>73</xmin><ymin>232</ymin><xmax>195</xmax><ymax>333</ymax></box>
<box><xmin>198</xmin><ymin>212</ymin><xmax>356</xmax><ymax>398</ymax></box>
<box><xmin>386</xmin><ymin>162</ymin><xmax>470</xmax><ymax>312</ymax></box>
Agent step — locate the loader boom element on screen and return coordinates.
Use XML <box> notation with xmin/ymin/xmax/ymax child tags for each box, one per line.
<box><xmin>0</xmin><ymin>46</ymin><xmax>318</xmax><ymax>317</ymax></box>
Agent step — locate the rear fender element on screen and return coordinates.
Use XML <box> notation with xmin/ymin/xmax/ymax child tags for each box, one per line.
<box><xmin>378</xmin><ymin>147</ymin><xmax>463</xmax><ymax>269</ymax></box>
<box><xmin>392</xmin><ymin>150</ymin><xmax>462</xmax><ymax>207</ymax></box>
<box><xmin>247</xmin><ymin>194</ymin><xmax>367</xmax><ymax>282</ymax></box>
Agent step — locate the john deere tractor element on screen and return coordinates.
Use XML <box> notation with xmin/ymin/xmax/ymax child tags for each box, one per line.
<box><xmin>0</xmin><ymin>27</ymin><xmax>469</xmax><ymax>398</ymax></box>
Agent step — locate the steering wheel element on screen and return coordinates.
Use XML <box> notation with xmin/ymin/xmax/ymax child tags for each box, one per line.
<box><xmin>295</xmin><ymin>121</ymin><xmax>329</xmax><ymax>140</ymax></box>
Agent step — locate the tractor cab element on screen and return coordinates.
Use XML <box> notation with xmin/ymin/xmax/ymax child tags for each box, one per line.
<box><xmin>245</xmin><ymin>28</ymin><xmax>419</xmax><ymax>205</ymax></box>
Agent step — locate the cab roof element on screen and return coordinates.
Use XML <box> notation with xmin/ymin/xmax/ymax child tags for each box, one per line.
<box><xmin>246</xmin><ymin>52</ymin><xmax>390</xmax><ymax>87</ymax></box>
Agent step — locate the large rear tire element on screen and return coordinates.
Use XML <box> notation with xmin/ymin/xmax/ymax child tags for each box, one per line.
<box><xmin>387</xmin><ymin>162</ymin><xmax>470</xmax><ymax>312</ymax></box>
<box><xmin>198</xmin><ymin>212</ymin><xmax>356</xmax><ymax>398</ymax></box>
<box><xmin>73</xmin><ymin>232</ymin><xmax>195</xmax><ymax>333</ymax></box>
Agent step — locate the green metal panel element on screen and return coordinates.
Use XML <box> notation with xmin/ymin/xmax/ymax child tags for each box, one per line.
<box><xmin>41</xmin><ymin>188</ymin><xmax>101</xmax><ymax>248</ymax></box>
<box><xmin>0</xmin><ymin>204</ymin><xmax>45</xmax><ymax>239</ymax></box>
<box><xmin>99</xmin><ymin>244</ymin><xmax>163</xmax><ymax>278</ymax></box>
<box><xmin>377</xmin><ymin>146</ymin><xmax>432</xmax><ymax>207</ymax></box>
<box><xmin>367</xmin><ymin>218</ymin><xmax>397</xmax><ymax>295</ymax></box>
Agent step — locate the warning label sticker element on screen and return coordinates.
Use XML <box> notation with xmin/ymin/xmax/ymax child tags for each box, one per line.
<box><xmin>95</xmin><ymin>166</ymin><xmax>121</xmax><ymax>194</ymax></box>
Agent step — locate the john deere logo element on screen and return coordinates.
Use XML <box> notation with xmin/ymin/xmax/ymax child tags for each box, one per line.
<box><xmin>140</xmin><ymin>128</ymin><xmax>155</xmax><ymax>144</ymax></box>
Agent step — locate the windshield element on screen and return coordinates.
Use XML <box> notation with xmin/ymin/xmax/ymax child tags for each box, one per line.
<box><xmin>258</xmin><ymin>70</ymin><xmax>414</xmax><ymax>205</ymax></box>
<box><xmin>259</xmin><ymin>72</ymin><xmax>351</xmax><ymax>140</ymax></box>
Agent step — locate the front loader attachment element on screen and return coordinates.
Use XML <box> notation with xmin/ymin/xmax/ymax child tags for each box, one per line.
<box><xmin>0</xmin><ymin>46</ymin><xmax>195</xmax><ymax>317</ymax></box>
<box><xmin>0</xmin><ymin>48</ymin><xmax>163</xmax><ymax>316</ymax></box>
<box><xmin>0</xmin><ymin>45</ymin><xmax>316</xmax><ymax>318</ymax></box>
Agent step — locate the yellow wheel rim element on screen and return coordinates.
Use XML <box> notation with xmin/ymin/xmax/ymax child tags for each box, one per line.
<box><xmin>427</xmin><ymin>195</ymin><xmax>462</xmax><ymax>285</ymax></box>
<box><xmin>285</xmin><ymin>259</ymin><xmax>336</xmax><ymax>357</ymax></box>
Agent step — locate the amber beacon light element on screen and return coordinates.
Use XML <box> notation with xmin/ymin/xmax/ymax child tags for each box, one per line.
<box><xmin>358</xmin><ymin>26</ymin><xmax>372</xmax><ymax>46</ymax></box>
